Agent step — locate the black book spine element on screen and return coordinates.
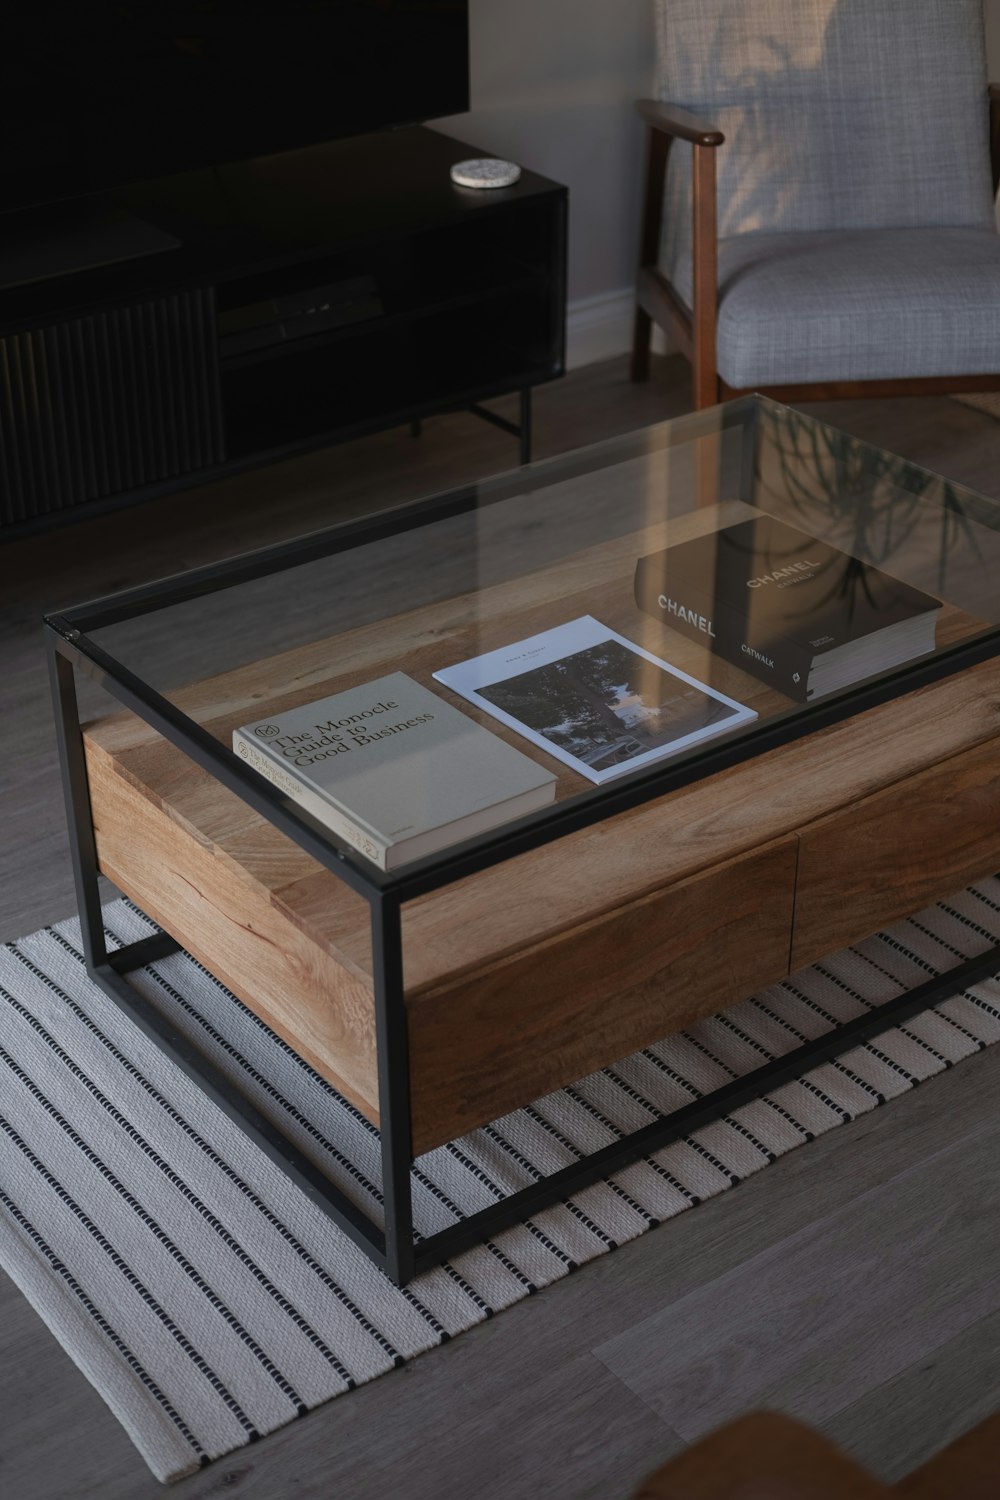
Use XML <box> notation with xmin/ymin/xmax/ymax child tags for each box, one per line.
<box><xmin>633</xmin><ymin>554</ymin><xmax>813</xmax><ymax>701</ymax></box>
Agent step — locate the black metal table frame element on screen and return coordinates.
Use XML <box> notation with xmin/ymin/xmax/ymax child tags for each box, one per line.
<box><xmin>44</xmin><ymin>403</ymin><xmax>1000</xmax><ymax>1286</ymax></box>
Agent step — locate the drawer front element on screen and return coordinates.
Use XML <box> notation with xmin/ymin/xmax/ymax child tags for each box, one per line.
<box><xmin>791</xmin><ymin>736</ymin><xmax>1000</xmax><ymax>973</ymax></box>
<box><xmin>407</xmin><ymin>836</ymin><xmax>797</xmax><ymax>1156</ymax></box>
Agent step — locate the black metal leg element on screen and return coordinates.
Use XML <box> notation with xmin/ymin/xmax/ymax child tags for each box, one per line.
<box><xmin>46</xmin><ymin>631</ymin><xmax>183</xmax><ymax>977</ymax></box>
<box><xmin>467</xmin><ymin>389</ymin><xmax>533</xmax><ymax>464</ymax></box>
<box><xmin>371</xmin><ymin>893</ymin><xmax>415</xmax><ymax>1285</ymax></box>
<box><xmin>45</xmin><ymin>625</ymin><xmax>417</xmax><ymax>1286</ymax></box>
<box><xmin>46</xmin><ymin>633</ymin><xmax>111</xmax><ymax>972</ymax></box>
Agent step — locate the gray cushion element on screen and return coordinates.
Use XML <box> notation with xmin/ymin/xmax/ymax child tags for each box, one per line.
<box><xmin>702</xmin><ymin>227</ymin><xmax>1000</xmax><ymax>386</ymax></box>
<box><xmin>653</xmin><ymin>0</ymin><xmax>995</xmax><ymax>300</ymax></box>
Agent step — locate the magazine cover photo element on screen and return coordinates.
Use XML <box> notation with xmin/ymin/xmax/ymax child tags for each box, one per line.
<box><xmin>435</xmin><ymin>616</ymin><xmax>756</xmax><ymax>783</ymax></box>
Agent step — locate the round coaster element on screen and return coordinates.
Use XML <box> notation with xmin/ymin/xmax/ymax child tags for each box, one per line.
<box><xmin>449</xmin><ymin>158</ymin><xmax>522</xmax><ymax>190</ymax></box>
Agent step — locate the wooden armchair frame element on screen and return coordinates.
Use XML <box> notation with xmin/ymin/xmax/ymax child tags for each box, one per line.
<box><xmin>632</xmin><ymin>88</ymin><xmax>1000</xmax><ymax>409</ymax></box>
<box><xmin>633</xmin><ymin>1409</ymin><xmax>1000</xmax><ymax>1498</ymax></box>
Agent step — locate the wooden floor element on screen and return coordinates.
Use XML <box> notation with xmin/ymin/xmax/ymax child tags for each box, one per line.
<box><xmin>4</xmin><ymin>357</ymin><xmax>1000</xmax><ymax>1497</ymax></box>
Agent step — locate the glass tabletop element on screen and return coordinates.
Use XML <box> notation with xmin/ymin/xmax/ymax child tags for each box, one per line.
<box><xmin>52</xmin><ymin>395</ymin><xmax>1000</xmax><ymax>891</ymax></box>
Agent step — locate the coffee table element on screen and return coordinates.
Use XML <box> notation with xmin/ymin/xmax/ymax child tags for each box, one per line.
<box><xmin>45</xmin><ymin>396</ymin><xmax>1000</xmax><ymax>1285</ymax></box>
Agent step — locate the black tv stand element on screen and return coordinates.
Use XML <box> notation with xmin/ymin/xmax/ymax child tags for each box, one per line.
<box><xmin>0</xmin><ymin>127</ymin><xmax>567</xmax><ymax>537</ymax></box>
<box><xmin>0</xmin><ymin>203</ymin><xmax>181</xmax><ymax>290</ymax></box>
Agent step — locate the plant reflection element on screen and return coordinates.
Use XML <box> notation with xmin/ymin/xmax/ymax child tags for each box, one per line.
<box><xmin>753</xmin><ymin>403</ymin><xmax>985</xmax><ymax>601</ymax></box>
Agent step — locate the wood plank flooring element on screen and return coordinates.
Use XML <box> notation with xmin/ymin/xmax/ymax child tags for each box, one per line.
<box><xmin>593</xmin><ymin>1115</ymin><xmax>1000</xmax><ymax>1442</ymax></box>
<box><xmin>3</xmin><ymin>358</ymin><xmax>1000</xmax><ymax>1497</ymax></box>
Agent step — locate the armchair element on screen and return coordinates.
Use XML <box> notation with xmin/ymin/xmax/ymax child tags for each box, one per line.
<box><xmin>633</xmin><ymin>0</ymin><xmax>1000</xmax><ymax>409</ymax></box>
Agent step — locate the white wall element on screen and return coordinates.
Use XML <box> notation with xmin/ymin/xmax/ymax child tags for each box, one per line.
<box><xmin>987</xmin><ymin>0</ymin><xmax>1000</xmax><ymax>74</ymax></box>
<box><xmin>434</xmin><ymin>0</ymin><xmax>655</xmax><ymax>366</ymax></box>
<box><xmin>435</xmin><ymin>1</ymin><xmax>1000</xmax><ymax>369</ymax></box>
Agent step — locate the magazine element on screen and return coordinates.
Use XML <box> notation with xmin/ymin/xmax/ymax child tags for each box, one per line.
<box><xmin>433</xmin><ymin>616</ymin><xmax>757</xmax><ymax>784</ymax></box>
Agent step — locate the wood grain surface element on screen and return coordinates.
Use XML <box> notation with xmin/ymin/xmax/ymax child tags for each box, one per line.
<box><xmin>407</xmin><ymin>837</ymin><xmax>797</xmax><ymax>1151</ymax></box>
<box><xmin>792</xmin><ymin>734</ymin><xmax>1000</xmax><ymax>971</ymax></box>
<box><xmin>594</xmin><ymin>1113</ymin><xmax>1000</xmax><ymax>1445</ymax></box>
<box><xmin>85</xmin><ymin>737</ymin><xmax>380</xmax><ymax>1120</ymax></box>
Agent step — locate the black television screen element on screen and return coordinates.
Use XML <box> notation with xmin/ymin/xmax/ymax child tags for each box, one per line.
<box><xmin>0</xmin><ymin>1</ymin><xmax>470</xmax><ymax>214</ymax></box>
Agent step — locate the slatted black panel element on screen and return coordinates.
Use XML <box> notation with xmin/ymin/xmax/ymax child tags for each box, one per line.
<box><xmin>0</xmin><ymin>287</ymin><xmax>224</xmax><ymax>526</ymax></box>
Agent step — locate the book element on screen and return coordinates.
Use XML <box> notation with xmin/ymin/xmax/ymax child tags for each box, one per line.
<box><xmin>233</xmin><ymin>672</ymin><xmax>557</xmax><ymax>869</ymax></box>
<box><xmin>433</xmin><ymin>615</ymin><xmax>757</xmax><ymax>785</ymax></box>
<box><xmin>633</xmin><ymin>513</ymin><xmax>941</xmax><ymax>702</ymax></box>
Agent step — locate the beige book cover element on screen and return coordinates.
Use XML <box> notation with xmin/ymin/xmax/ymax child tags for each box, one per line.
<box><xmin>233</xmin><ymin>671</ymin><xmax>556</xmax><ymax>869</ymax></box>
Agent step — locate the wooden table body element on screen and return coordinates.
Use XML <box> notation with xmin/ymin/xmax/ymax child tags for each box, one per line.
<box><xmin>81</xmin><ymin>505</ymin><xmax>1000</xmax><ymax>1160</ymax></box>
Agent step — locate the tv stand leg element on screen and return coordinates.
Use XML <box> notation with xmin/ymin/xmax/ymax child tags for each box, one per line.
<box><xmin>519</xmin><ymin>387</ymin><xmax>532</xmax><ymax>465</ymax></box>
<box><xmin>467</xmin><ymin>388</ymin><xmax>533</xmax><ymax>464</ymax></box>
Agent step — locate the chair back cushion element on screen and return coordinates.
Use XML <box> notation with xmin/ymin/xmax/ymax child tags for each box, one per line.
<box><xmin>654</xmin><ymin>0</ymin><xmax>995</xmax><ymax>298</ymax></box>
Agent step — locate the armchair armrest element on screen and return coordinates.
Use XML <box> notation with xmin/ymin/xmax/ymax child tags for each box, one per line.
<box><xmin>633</xmin><ymin>99</ymin><xmax>722</xmax><ymax>406</ymax></box>
<box><xmin>635</xmin><ymin>98</ymin><xmax>725</xmax><ymax>147</ymax></box>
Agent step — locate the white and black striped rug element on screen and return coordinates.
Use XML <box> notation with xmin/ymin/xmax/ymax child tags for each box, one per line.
<box><xmin>3</xmin><ymin>885</ymin><xmax>1000</xmax><ymax>1484</ymax></box>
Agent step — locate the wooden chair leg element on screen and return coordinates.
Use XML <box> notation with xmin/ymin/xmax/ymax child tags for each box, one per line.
<box><xmin>693</xmin><ymin>371</ymin><xmax>721</xmax><ymax>410</ymax></box>
<box><xmin>691</xmin><ymin>141</ymin><xmax>719</xmax><ymax>410</ymax></box>
<box><xmin>632</xmin><ymin>124</ymin><xmax>670</xmax><ymax>385</ymax></box>
<box><xmin>694</xmin><ymin>432</ymin><xmax>721</xmax><ymax>509</ymax></box>
<box><xmin>631</xmin><ymin>304</ymin><xmax>653</xmax><ymax>382</ymax></box>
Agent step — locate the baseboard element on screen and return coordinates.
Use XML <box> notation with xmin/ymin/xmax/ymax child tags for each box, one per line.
<box><xmin>566</xmin><ymin>286</ymin><xmax>673</xmax><ymax>370</ymax></box>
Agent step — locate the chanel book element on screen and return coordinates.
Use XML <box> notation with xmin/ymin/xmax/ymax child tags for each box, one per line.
<box><xmin>434</xmin><ymin>616</ymin><xmax>756</xmax><ymax>784</ymax></box>
<box><xmin>633</xmin><ymin>514</ymin><xmax>941</xmax><ymax>701</ymax></box>
<box><xmin>233</xmin><ymin>672</ymin><xmax>556</xmax><ymax>869</ymax></box>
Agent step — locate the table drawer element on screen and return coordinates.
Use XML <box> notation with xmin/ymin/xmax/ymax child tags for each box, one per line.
<box><xmin>791</xmin><ymin>736</ymin><xmax>1000</xmax><ymax>973</ymax></box>
<box><xmin>407</xmin><ymin>835</ymin><xmax>798</xmax><ymax>1153</ymax></box>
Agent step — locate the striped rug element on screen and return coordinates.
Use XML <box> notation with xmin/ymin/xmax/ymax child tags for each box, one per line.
<box><xmin>3</xmin><ymin>885</ymin><xmax>1000</xmax><ymax>1483</ymax></box>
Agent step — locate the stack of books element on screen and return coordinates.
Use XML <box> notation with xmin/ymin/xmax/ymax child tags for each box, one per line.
<box><xmin>634</xmin><ymin>513</ymin><xmax>941</xmax><ymax>701</ymax></box>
